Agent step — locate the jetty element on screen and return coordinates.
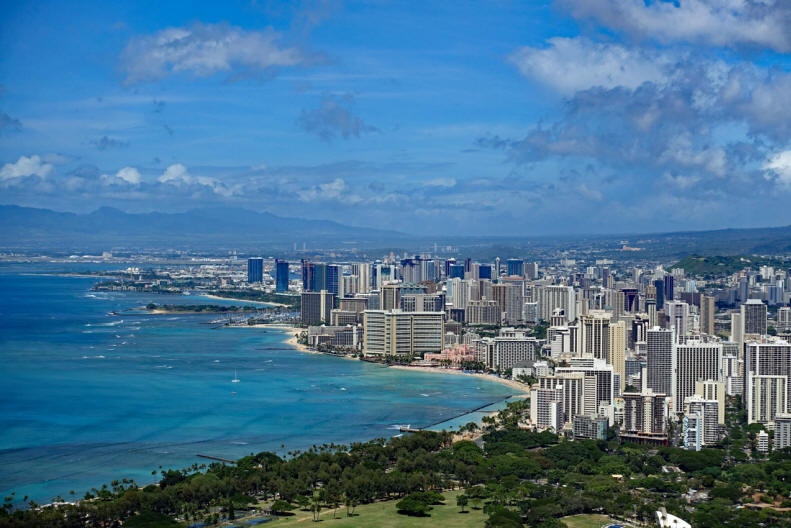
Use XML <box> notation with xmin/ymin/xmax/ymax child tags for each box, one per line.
<box><xmin>196</xmin><ymin>454</ymin><xmax>236</xmax><ymax>464</ymax></box>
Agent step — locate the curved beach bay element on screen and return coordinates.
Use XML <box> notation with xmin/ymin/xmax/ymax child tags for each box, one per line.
<box><xmin>0</xmin><ymin>265</ymin><xmax>518</xmax><ymax>504</ymax></box>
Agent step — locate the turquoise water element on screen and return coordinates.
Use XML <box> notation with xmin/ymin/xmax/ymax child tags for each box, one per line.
<box><xmin>0</xmin><ymin>263</ymin><xmax>517</xmax><ymax>504</ymax></box>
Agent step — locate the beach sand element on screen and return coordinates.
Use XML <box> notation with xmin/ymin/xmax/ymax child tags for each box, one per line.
<box><xmin>388</xmin><ymin>365</ymin><xmax>531</xmax><ymax>393</ymax></box>
<box><xmin>225</xmin><ymin>324</ymin><xmax>531</xmax><ymax>392</ymax></box>
<box><xmin>198</xmin><ymin>293</ymin><xmax>289</xmax><ymax>308</ymax></box>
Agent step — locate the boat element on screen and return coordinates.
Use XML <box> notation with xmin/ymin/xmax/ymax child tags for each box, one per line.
<box><xmin>232</xmin><ymin>369</ymin><xmax>240</xmax><ymax>383</ymax></box>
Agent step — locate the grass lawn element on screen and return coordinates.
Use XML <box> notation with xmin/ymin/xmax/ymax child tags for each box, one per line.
<box><xmin>561</xmin><ymin>513</ymin><xmax>616</xmax><ymax>528</ymax></box>
<box><xmin>266</xmin><ymin>489</ymin><xmax>486</xmax><ymax>527</ymax></box>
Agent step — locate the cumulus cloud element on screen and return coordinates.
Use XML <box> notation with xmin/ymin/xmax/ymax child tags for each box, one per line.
<box><xmin>510</xmin><ymin>37</ymin><xmax>672</xmax><ymax>94</ymax></box>
<box><xmin>91</xmin><ymin>135</ymin><xmax>130</xmax><ymax>151</ymax></box>
<box><xmin>102</xmin><ymin>166</ymin><xmax>142</xmax><ymax>185</ymax></box>
<box><xmin>497</xmin><ymin>36</ymin><xmax>791</xmax><ymax>195</ymax></box>
<box><xmin>561</xmin><ymin>0</ymin><xmax>791</xmax><ymax>52</ymax></box>
<box><xmin>120</xmin><ymin>22</ymin><xmax>308</xmax><ymax>84</ymax></box>
<box><xmin>298</xmin><ymin>93</ymin><xmax>377</xmax><ymax>140</ymax></box>
<box><xmin>763</xmin><ymin>151</ymin><xmax>791</xmax><ymax>188</ymax></box>
<box><xmin>157</xmin><ymin>163</ymin><xmax>239</xmax><ymax>197</ymax></box>
<box><xmin>297</xmin><ymin>177</ymin><xmax>350</xmax><ymax>201</ymax></box>
<box><xmin>0</xmin><ymin>155</ymin><xmax>54</xmax><ymax>182</ymax></box>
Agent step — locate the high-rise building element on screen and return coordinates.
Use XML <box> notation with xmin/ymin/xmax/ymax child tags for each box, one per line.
<box><xmin>247</xmin><ymin>257</ymin><xmax>263</xmax><ymax>283</ymax></box>
<box><xmin>742</xmin><ymin>299</ymin><xmax>768</xmax><ymax>335</ymax></box>
<box><xmin>622</xmin><ymin>390</ymin><xmax>667</xmax><ymax>435</ymax></box>
<box><xmin>493</xmin><ymin>336</ymin><xmax>538</xmax><ymax>370</ymax></box>
<box><xmin>664</xmin><ymin>275</ymin><xmax>675</xmax><ymax>302</ymax></box>
<box><xmin>610</xmin><ymin>320</ymin><xmax>627</xmax><ymax>392</ymax></box>
<box><xmin>478</xmin><ymin>264</ymin><xmax>492</xmax><ymax>280</ymax></box>
<box><xmin>466</xmin><ymin>299</ymin><xmax>501</xmax><ymax>325</ymax></box>
<box><xmin>731</xmin><ymin>312</ymin><xmax>743</xmax><ymax>346</ymax></box>
<box><xmin>301</xmin><ymin>290</ymin><xmax>335</xmax><ymax>325</ymax></box>
<box><xmin>525</xmin><ymin>262</ymin><xmax>539</xmax><ymax>280</ymax></box>
<box><xmin>672</xmin><ymin>341</ymin><xmax>722</xmax><ymax>414</ymax></box>
<box><xmin>700</xmin><ymin>295</ymin><xmax>715</xmax><ymax>335</ymax></box>
<box><xmin>748</xmin><ymin>375</ymin><xmax>787</xmax><ymax>425</ymax></box>
<box><xmin>778</xmin><ymin>307</ymin><xmax>791</xmax><ymax>332</ymax></box>
<box><xmin>492</xmin><ymin>282</ymin><xmax>523</xmax><ymax>325</ymax></box>
<box><xmin>745</xmin><ymin>340</ymin><xmax>791</xmax><ymax>424</ymax></box>
<box><xmin>683</xmin><ymin>395</ymin><xmax>719</xmax><ymax>450</ymax></box>
<box><xmin>381</xmin><ymin>284</ymin><xmax>401</xmax><ymax>311</ymax></box>
<box><xmin>538</xmin><ymin>372</ymin><xmax>598</xmax><ymax>424</ymax></box>
<box><xmin>538</xmin><ymin>285</ymin><xmax>576</xmax><ymax>323</ymax></box>
<box><xmin>653</xmin><ymin>279</ymin><xmax>665</xmax><ymax>309</ymax></box>
<box><xmin>326</xmin><ymin>264</ymin><xmax>340</xmax><ymax>296</ymax></box>
<box><xmin>695</xmin><ymin>379</ymin><xmax>726</xmax><ymax>424</ymax></box>
<box><xmin>506</xmin><ymin>259</ymin><xmax>524</xmax><ymax>277</ymax></box>
<box><xmin>275</xmin><ymin>259</ymin><xmax>289</xmax><ymax>292</ymax></box>
<box><xmin>579</xmin><ymin>310</ymin><xmax>611</xmax><ymax>360</ymax></box>
<box><xmin>665</xmin><ymin>300</ymin><xmax>690</xmax><ymax>340</ymax></box>
<box><xmin>362</xmin><ymin>310</ymin><xmax>445</xmax><ymax>357</ymax></box>
<box><xmin>556</xmin><ymin>357</ymin><xmax>615</xmax><ymax>408</ymax></box>
<box><xmin>647</xmin><ymin>327</ymin><xmax>674</xmax><ymax>396</ymax></box>
<box><xmin>775</xmin><ymin>413</ymin><xmax>791</xmax><ymax>450</ymax></box>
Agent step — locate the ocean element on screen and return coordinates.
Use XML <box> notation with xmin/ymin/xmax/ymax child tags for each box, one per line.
<box><xmin>0</xmin><ymin>262</ymin><xmax>517</xmax><ymax>504</ymax></box>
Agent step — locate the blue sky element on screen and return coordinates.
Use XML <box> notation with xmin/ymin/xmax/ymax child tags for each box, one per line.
<box><xmin>2</xmin><ymin>0</ymin><xmax>791</xmax><ymax>235</ymax></box>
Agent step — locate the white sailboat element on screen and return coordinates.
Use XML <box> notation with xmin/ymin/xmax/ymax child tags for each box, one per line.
<box><xmin>232</xmin><ymin>369</ymin><xmax>240</xmax><ymax>383</ymax></box>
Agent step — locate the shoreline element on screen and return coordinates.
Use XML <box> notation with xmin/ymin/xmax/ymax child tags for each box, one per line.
<box><xmin>227</xmin><ymin>323</ymin><xmax>531</xmax><ymax>393</ymax></box>
<box><xmin>226</xmin><ymin>323</ymin><xmax>315</xmax><ymax>354</ymax></box>
<box><xmin>388</xmin><ymin>365</ymin><xmax>531</xmax><ymax>394</ymax></box>
<box><xmin>196</xmin><ymin>293</ymin><xmax>288</xmax><ymax>308</ymax></box>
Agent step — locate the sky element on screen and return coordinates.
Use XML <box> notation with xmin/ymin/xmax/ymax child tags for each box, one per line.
<box><xmin>2</xmin><ymin>0</ymin><xmax>791</xmax><ymax>236</ymax></box>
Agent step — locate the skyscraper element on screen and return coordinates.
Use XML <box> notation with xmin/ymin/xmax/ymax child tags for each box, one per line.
<box><xmin>664</xmin><ymin>275</ymin><xmax>675</xmax><ymax>302</ymax></box>
<box><xmin>247</xmin><ymin>257</ymin><xmax>263</xmax><ymax>283</ymax></box>
<box><xmin>672</xmin><ymin>341</ymin><xmax>722</xmax><ymax>414</ymax></box>
<box><xmin>742</xmin><ymin>299</ymin><xmax>768</xmax><ymax>335</ymax></box>
<box><xmin>647</xmin><ymin>327</ymin><xmax>674</xmax><ymax>396</ymax></box>
<box><xmin>275</xmin><ymin>259</ymin><xmax>289</xmax><ymax>292</ymax></box>
<box><xmin>653</xmin><ymin>279</ymin><xmax>665</xmax><ymax>309</ymax></box>
<box><xmin>700</xmin><ymin>294</ymin><xmax>715</xmax><ymax>335</ymax></box>
<box><xmin>506</xmin><ymin>259</ymin><xmax>524</xmax><ymax>277</ymax></box>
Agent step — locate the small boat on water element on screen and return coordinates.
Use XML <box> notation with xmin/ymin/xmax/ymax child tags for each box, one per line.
<box><xmin>232</xmin><ymin>370</ymin><xmax>240</xmax><ymax>383</ymax></box>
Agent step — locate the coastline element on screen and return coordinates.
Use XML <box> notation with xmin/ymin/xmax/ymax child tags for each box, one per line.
<box><xmin>226</xmin><ymin>323</ymin><xmax>531</xmax><ymax>393</ymax></box>
<box><xmin>225</xmin><ymin>323</ymin><xmax>314</xmax><ymax>353</ymax></box>
<box><xmin>388</xmin><ymin>365</ymin><xmax>531</xmax><ymax>394</ymax></box>
<box><xmin>197</xmin><ymin>293</ymin><xmax>288</xmax><ymax>308</ymax></box>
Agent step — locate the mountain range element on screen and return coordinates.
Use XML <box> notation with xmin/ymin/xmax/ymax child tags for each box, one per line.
<box><xmin>0</xmin><ymin>205</ymin><xmax>402</xmax><ymax>252</ymax></box>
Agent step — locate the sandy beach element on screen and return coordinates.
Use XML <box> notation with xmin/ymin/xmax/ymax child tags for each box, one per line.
<box><xmin>225</xmin><ymin>324</ymin><xmax>531</xmax><ymax>392</ymax></box>
<box><xmin>197</xmin><ymin>293</ymin><xmax>289</xmax><ymax>308</ymax></box>
<box><xmin>388</xmin><ymin>365</ymin><xmax>531</xmax><ymax>393</ymax></box>
<box><xmin>226</xmin><ymin>323</ymin><xmax>315</xmax><ymax>353</ymax></box>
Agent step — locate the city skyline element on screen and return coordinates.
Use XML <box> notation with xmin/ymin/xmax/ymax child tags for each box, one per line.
<box><xmin>3</xmin><ymin>1</ymin><xmax>791</xmax><ymax>235</ymax></box>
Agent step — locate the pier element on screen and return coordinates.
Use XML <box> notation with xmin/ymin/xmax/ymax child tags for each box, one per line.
<box><xmin>400</xmin><ymin>395</ymin><xmax>513</xmax><ymax>432</ymax></box>
<box><xmin>196</xmin><ymin>454</ymin><xmax>237</xmax><ymax>464</ymax></box>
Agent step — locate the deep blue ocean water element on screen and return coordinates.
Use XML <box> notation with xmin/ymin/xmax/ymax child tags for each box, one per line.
<box><xmin>0</xmin><ymin>262</ymin><xmax>517</xmax><ymax>504</ymax></box>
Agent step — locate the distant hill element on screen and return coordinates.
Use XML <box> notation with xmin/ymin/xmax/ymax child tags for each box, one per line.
<box><xmin>671</xmin><ymin>255</ymin><xmax>786</xmax><ymax>277</ymax></box>
<box><xmin>0</xmin><ymin>205</ymin><xmax>403</xmax><ymax>252</ymax></box>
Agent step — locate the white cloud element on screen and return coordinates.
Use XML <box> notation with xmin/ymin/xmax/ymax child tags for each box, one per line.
<box><xmin>297</xmin><ymin>178</ymin><xmax>349</xmax><ymax>201</ymax></box>
<box><xmin>0</xmin><ymin>155</ymin><xmax>54</xmax><ymax>181</ymax></box>
<box><xmin>157</xmin><ymin>163</ymin><xmax>239</xmax><ymax>197</ymax></box>
<box><xmin>562</xmin><ymin>0</ymin><xmax>791</xmax><ymax>52</ymax></box>
<box><xmin>102</xmin><ymin>166</ymin><xmax>142</xmax><ymax>186</ymax></box>
<box><xmin>158</xmin><ymin>163</ymin><xmax>190</xmax><ymax>184</ymax></box>
<box><xmin>509</xmin><ymin>37</ymin><xmax>671</xmax><ymax>94</ymax></box>
<box><xmin>422</xmin><ymin>177</ymin><xmax>457</xmax><ymax>188</ymax></box>
<box><xmin>120</xmin><ymin>22</ymin><xmax>307</xmax><ymax>84</ymax></box>
<box><xmin>763</xmin><ymin>150</ymin><xmax>791</xmax><ymax>188</ymax></box>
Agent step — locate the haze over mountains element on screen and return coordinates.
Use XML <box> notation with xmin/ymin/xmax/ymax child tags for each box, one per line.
<box><xmin>3</xmin><ymin>204</ymin><xmax>791</xmax><ymax>258</ymax></box>
<box><xmin>0</xmin><ymin>205</ymin><xmax>402</xmax><ymax>252</ymax></box>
